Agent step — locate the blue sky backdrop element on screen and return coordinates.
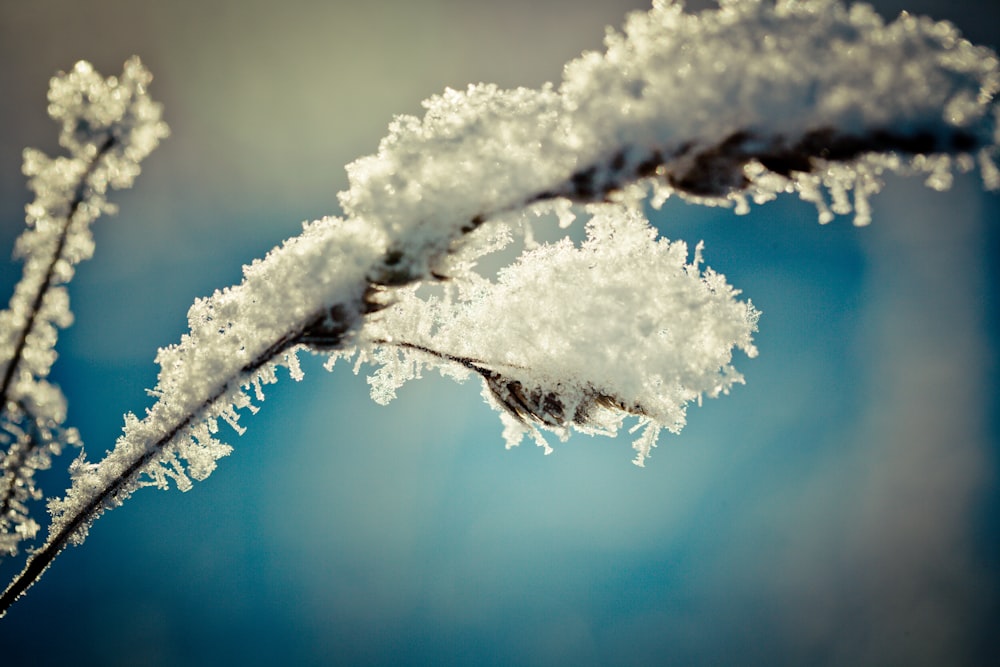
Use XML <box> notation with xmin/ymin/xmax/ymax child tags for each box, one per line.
<box><xmin>0</xmin><ymin>1</ymin><xmax>997</xmax><ymax>665</ymax></box>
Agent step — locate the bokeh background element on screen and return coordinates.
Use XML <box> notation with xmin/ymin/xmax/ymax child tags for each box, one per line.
<box><xmin>0</xmin><ymin>1</ymin><xmax>997</xmax><ymax>665</ymax></box>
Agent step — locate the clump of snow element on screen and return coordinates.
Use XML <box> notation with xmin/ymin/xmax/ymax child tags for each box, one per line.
<box><xmin>358</xmin><ymin>207</ymin><xmax>758</xmax><ymax>466</ymax></box>
<box><xmin>340</xmin><ymin>0</ymin><xmax>999</xmax><ymax>270</ymax></box>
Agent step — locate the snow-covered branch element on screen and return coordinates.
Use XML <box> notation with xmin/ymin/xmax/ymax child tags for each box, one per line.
<box><xmin>1</xmin><ymin>0</ymin><xmax>998</xmax><ymax>617</ymax></box>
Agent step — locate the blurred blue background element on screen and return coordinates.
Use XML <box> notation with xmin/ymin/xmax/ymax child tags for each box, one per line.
<box><xmin>0</xmin><ymin>1</ymin><xmax>997</xmax><ymax>665</ymax></box>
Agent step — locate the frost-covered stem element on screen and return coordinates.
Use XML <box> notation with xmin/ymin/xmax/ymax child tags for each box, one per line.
<box><xmin>379</xmin><ymin>340</ymin><xmax>493</xmax><ymax>373</ymax></box>
<box><xmin>5</xmin><ymin>0</ymin><xmax>1000</xmax><ymax>617</ymax></box>
<box><xmin>1</xmin><ymin>57</ymin><xmax>166</xmax><ymax>560</ymax></box>
<box><xmin>0</xmin><ymin>136</ymin><xmax>114</xmax><ymax>407</ymax></box>
<box><xmin>0</xmin><ymin>311</ymin><xmax>312</xmax><ymax>615</ymax></box>
<box><xmin>0</xmin><ymin>434</ymin><xmax>159</xmax><ymax>613</ymax></box>
<box><xmin>0</xmin><ymin>215</ymin><xmax>489</xmax><ymax>613</ymax></box>
<box><xmin>0</xmin><ymin>407</ymin><xmax>207</xmax><ymax>613</ymax></box>
<box><xmin>0</xmin><ymin>137</ymin><xmax>115</xmax><ymax>547</ymax></box>
<box><xmin>0</xmin><ymin>117</ymin><xmax>994</xmax><ymax>615</ymax></box>
<box><xmin>0</xmin><ymin>116</ymin><xmax>985</xmax><ymax>528</ymax></box>
<box><xmin>0</xmin><ymin>274</ymin><xmax>376</xmax><ymax>614</ymax></box>
<box><xmin>373</xmin><ymin>339</ymin><xmax>645</xmax><ymax>429</ymax></box>
<box><xmin>551</xmin><ymin>124</ymin><xmax>981</xmax><ymax>202</ymax></box>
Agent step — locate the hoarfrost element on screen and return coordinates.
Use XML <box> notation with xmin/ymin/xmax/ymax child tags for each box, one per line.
<box><xmin>47</xmin><ymin>0</ymin><xmax>1000</xmax><ymax>531</ymax></box>
<box><xmin>6</xmin><ymin>0</ymin><xmax>1000</xmax><ymax>613</ymax></box>
<box><xmin>47</xmin><ymin>216</ymin><xmax>386</xmax><ymax>544</ymax></box>
<box><xmin>340</xmin><ymin>0</ymin><xmax>999</xmax><ymax>269</ymax></box>
<box><xmin>360</xmin><ymin>207</ymin><xmax>759</xmax><ymax>466</ymax></box>
<box><xmin>0</xmin><ymin>57</ymin><xmax>167</xmax><ymax>556</ymax></box>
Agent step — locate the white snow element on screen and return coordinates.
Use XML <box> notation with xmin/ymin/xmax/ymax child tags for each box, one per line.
<box><xmin>358</xmin><ymin>205</ymin><xmax>759</xmax><ymax>465</ymax></box>
<box><xmin>31</xmin><ymin>0</ymin><xmax>1000</xmax><ymax>547</ymax></box>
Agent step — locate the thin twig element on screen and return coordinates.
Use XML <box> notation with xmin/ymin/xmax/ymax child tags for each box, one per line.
<box><xmin>0</xmin><ymin>136</ymin><xmax>115</xmax><ymax>406</ymax></box>
<box><xmin>0</xmin><ymin>136</ymin><xmax>115</xmax><ymax>531</ymax></box>
<box><xmin>0</xmin><ymin>304</ymin><xmax>327</xmax><ymax>614</ymax></box>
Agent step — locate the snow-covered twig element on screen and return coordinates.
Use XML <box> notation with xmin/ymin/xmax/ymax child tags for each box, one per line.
<box><xmin>1</xmin><ymin>0</ymin><xmax>998</xmax><ymax>616</ymax></box>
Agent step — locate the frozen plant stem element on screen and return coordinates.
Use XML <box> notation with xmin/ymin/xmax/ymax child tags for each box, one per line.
<box><xmin>0</xmin><ymin>137</ymin><xmax>114</xmax><ymax>406</ymax></box>
<box><xmin>2</xmin><ymin>0</ymin><xmax>999</xmax><ymax>617</ymax></box>
<box><xmin>0</xmin><ymin>316</ymin><xmax>305</xmax><ymax>612</ymax></box>
<box><xmin>0</xmin><ymin>56</ymin><xmax>166</xmax><ymax>583</ymax></box>
<box><xmin>0</xmin><ymin>136</ymin><xmax>114</xmax><ymax>522</ymax></box>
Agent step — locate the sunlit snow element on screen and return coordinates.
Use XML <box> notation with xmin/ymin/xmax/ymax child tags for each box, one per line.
<box><xmin>3</xmin><ymin>0</ymin><xmax>999</xmax><ymax>617</ymax></box>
